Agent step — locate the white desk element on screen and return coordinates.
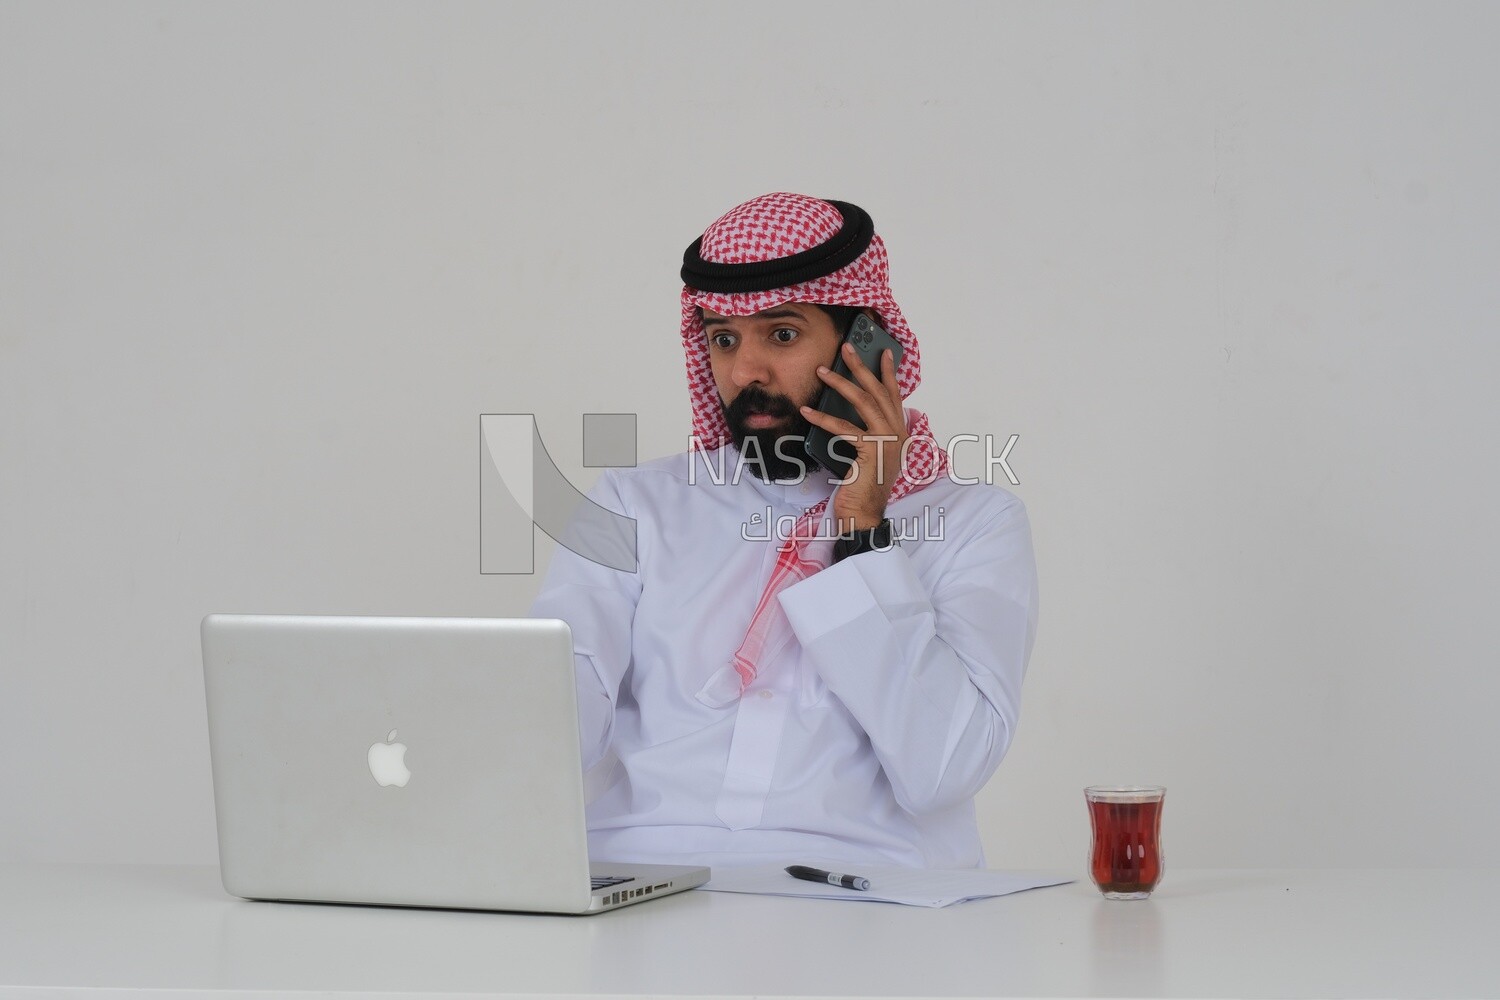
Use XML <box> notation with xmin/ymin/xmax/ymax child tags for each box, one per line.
<box><xmin>0</xmin><ymin>864</ymin><xmax>1494</xmax><ymax>998</ymax></box>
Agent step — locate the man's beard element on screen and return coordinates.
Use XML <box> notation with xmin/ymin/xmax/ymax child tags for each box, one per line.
<box><xmin>722</xmin><ymin>385</ymin><xmax>825</xmax><ymax>482</ymax></box>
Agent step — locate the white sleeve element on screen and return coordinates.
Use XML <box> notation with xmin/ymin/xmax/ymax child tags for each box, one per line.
<box><xmin>527</xmin><ymin>468</ymin><xmax>643</xmax><ymax>771</ymax></box>
<box><xmin>776</xmin><ymin>495</ymin><xmax>1039</xmax><ymax>815</ymax></box>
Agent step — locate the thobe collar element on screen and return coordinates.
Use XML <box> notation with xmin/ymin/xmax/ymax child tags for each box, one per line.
<box><xmin>723</xmin><ymin>442</ymin><xmax>840</xmax><ymax>509</ymax></box>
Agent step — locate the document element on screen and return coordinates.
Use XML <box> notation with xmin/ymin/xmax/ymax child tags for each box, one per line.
<box><xmin>701</xmin><ymin>860</ymin><xmax>1074</xmax><ymax>908</ymax></box>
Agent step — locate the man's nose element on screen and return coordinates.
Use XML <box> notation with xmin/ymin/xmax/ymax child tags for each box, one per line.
<box><xmin>730</xmin><ymin>338</ymin><xmax>775</xmax><ymax>390</ymax></box>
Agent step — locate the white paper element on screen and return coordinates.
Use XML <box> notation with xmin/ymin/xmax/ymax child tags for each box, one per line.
<box><xmin>700</xmin><ymin>860</ymin><xmax>1074</xmax><ymax>908</ymax></box>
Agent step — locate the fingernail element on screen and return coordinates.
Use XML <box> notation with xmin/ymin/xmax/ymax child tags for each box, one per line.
<box><xmin>817</xmin><ymin>365</ymin><xmax>829</xmax><ymax>374</ymax></box>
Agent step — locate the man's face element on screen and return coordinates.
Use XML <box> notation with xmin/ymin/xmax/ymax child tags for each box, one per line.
<box><xmin>702</xmin><ymin>302</ymin><xmax>845</xmax><ymax>482</ymax></box>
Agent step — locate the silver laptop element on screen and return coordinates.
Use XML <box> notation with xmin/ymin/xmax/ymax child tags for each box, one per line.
<box><xmin>200</xmin><ymin>614</ymin><xmax>709</xmax><ymax>914</ymax></box>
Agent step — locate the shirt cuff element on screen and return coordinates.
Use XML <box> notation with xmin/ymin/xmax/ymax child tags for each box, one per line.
<box><xmin>776</xmin><ymin>545</ymin><xmax>931</xmax><ymax>644</ymax></box>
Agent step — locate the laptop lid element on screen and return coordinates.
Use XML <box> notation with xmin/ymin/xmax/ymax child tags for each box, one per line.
<box><xmin>202</xmin><ymin>614</ymin><xmax>604</xmax><ymax>913</ymax></box>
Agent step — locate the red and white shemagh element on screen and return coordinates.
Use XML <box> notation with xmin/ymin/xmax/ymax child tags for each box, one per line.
<box><xmin>680</xmin><ymin>193</ymin><xmax>951</xmax><ymax>706</ymax></box>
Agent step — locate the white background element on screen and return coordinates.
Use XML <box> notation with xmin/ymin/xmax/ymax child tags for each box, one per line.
<box><xmin>3</xmin><ymin>1</ymin><xmax>1496</xmax><ymax>870</ymax></box>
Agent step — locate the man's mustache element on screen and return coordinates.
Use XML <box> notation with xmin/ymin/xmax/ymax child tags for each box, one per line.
<box><xmin>725</xmin><ymin>388</ymin><xmax>798</xmax><ymax>421</ymax></box>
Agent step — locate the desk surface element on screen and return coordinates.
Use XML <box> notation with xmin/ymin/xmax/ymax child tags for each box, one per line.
<box><xmin>0</xmin><ymin>863</ymin><xmax>1494</xmax><ymax>999</ymax></box>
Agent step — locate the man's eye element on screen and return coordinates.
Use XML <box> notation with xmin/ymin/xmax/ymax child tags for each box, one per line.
<box><xmin>772</xmin><ymin>328</ymin><xmax>798</xmax><ymax>343</ymax></box>
<box><xmin>710</xmin><ymin>333</ymin><xmax>735</xmax><ymax>350</ymax></box>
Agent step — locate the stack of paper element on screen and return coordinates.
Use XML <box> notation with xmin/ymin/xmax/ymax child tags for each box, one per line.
<box><xmin>701</xmin><ymin>861</ymin><xmax>1074</xmax><ymax>908</ymax></box>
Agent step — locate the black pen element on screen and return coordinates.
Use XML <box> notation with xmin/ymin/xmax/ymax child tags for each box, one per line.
<box><xmin>785</xmin><ymin>864</ymin><xmax>871</xmax><ymax>891</ymax></box>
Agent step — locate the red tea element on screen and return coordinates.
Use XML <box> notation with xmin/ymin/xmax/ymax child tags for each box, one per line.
<box><xmin>1087</xmin><ymin>796</ymin><xmax>1164</xmax><ymax>897</ymax></box>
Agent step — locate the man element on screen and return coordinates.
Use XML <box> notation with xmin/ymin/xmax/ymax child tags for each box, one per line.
<box><xmin>529</xmin><ymin>192</ymin><xmax>1038</xmax><ymax>869</ymax></box>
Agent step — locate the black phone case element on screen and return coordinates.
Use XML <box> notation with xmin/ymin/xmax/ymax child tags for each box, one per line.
<box><xmin>803</xmin><ymin>313</ymin><xmax>905</xmax><ymax>482</ymax></box>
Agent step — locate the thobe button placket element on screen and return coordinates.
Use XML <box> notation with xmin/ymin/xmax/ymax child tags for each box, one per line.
<box><xmin>714</xmin><ymin>684</ymin><xmax>791</xmax><ymax>831</ymax></box>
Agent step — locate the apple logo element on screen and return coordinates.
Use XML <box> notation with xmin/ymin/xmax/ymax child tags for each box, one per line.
<box><xmin>367</xmin><ymin>729</ymin><xmax>411</xmax><ymax>787</ymax></box>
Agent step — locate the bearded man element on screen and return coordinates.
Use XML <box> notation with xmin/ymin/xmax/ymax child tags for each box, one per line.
<box><xmin>529</xmin><ymin>192</ymin><xmax>1038</xmax><ymax>869</ymax></box>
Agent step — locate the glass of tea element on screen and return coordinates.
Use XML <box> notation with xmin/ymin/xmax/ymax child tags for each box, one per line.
<box><xmin>1085</xmin><ymin>785</ymin><xmax>1166</xmax><ymax>899</ymax></box>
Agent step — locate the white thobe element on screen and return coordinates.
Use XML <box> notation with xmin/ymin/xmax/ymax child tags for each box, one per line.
<box><xmin>527</xmin><ymin>442</ymin><xmax>1038</xmax><ymax>869</ymax></box>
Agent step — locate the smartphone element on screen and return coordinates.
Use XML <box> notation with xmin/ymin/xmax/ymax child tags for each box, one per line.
<box><xmin>803</xmin><ymin>312</ymin><xmax>905</xmax><ymax>482</ymax></box>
